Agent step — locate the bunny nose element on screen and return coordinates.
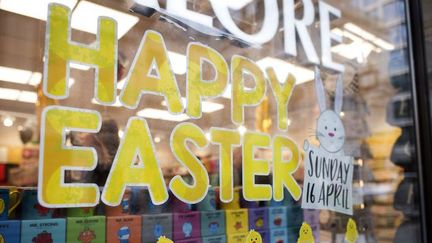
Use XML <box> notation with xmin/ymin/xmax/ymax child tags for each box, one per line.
<box><xmin>328</xmin><ymin>132</ymin><xmax>335</xmax><ymax>137</ymax></box>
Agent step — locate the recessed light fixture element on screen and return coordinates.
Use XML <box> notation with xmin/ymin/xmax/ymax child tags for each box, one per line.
<box><xmin>238</xmin><ymin>125</ymin><xmax>247</xmax><ymax>135</ymax></box>
<box><xmin>0</xmin><ymin>0</ymin><xmax>77</xmax><ymax>21</ymax></box>
<box><xmin>256</xmin><ymin>57</ymin><xmax>314</xmax><ymax>85</ymax></box>
<box><xmin>18</xmin><ymin>91</ymin><xmax>38</xmax><ymax>103</ymax></box>
<box><xmin>91</xmin><ymin>97</ymin><xmax>122</xmax><ymax>107</ymax></box>
<box><xmin>0</xmin><ymin>88</ymin><xmax>37</xmax><ymax>103</ymax></box>
<box><xmin>0</xmin><ymin>0</ymin><xmax>138</xmax><ymax>39</ymax></box>
<box><xmin>0</xmin><ymin>66</ymin><xmax>42</xmax><ymax>86</ymax></box>
<box><xmin>71</xmin><ymin>1</ymin><xmax>139</xmax><ymax>38</ymax></box>
<box><xmin>331</xmin><ymin>23</ymin><xmax>394</xmax><ymax>63</ymax></box>
<box><xmin>154</xmin><ymin>136</ymin><xmax>161</xmax><ymax>143</ymax></box>
<box><xmin>205</xmin><ymin>132</ymin><xmax>211</xmax><ymax>140</ymax></box>
<box><xmin>136</xmin><ymin>108</ymin><xmax>190</xmax><ymax>122</ymax></box>
<box><xmin>116</xmin><ymin>51</ymin><xmax>187</xmax><ymax>90</ymax></box>
<box><xmin>344</xmin><ymin>23</ymin><xmax>394</xmax><ymax>50</ymax></box>
<box><xmin>70</xmin><ymin>62</ymin><xmax>92</xmax><ymax>71</ymax></box>
<box><xmin>3</xmin><ymin>116</ymin><xmax>14</xmax><ymax>127</ymax></box>
<box><xmin>161</xmin><ymin>98</ymin><xmax>224</xmax><ymax>113</ymax></box>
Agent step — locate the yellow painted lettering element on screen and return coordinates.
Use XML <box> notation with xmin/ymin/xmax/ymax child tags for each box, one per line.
<box><xmin>267</xmin><ymin>68</ymin><xmax>295</xmax><ymax>131</ymax></box>
<box><xmin>44</xmin><ymin>4</ymin><xmax>116</xmax><ymax>103</ymax></box>
<box><xmin>102</xmin><ymin>117</ymin><xmax>168</xmax><ymax>206</ymax></box>
<box><xmin>38</xmin><ymin>106</ymin><xmax>101</xmax><ymax>207</ymax></box>
<box><xmin>273</xmin><ymin>135</ymin><xmax>301</xmax><ymax>201</ymax></box>
<box><xmin>169</xmin><ymin>123</ymin><xmax>209</xmax><ymax>203</ymax></box>
<box><xmin>231</xmin><ymin>55</ymin><xmax>266</xmax><ymax>125</ymax></box>
<box><xmin>120</xmin><ymin>30</ymin><xmax>182</xmax><ymax>112</ymax></box>
<box><xmin>243</xmin><ymin>131</ymin><xmax>272</xmax><ymax>201</ymax></box>
<box><xmin>186</xmin><ymin>43</ymin><xmax>228</xmax><ymax>118</ymax></box>
<box><xmin>210</xmin><ymin>128</ymin><xmax>241</xmax><ymax>202</ymax></box>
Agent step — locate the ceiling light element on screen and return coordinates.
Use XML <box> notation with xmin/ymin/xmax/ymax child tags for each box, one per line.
<box><xmin>0</xmin><ymin>87</ymin><xmax>38</xmax><ymax>103</ymax></box>
<box><xmin>0</xmin><ymin>0</ymin><xmax>77</xmax><ymax>21</ymax></box>
<box><xmin>28</xmin><ymin>72</ymin><xmax>43</xmax><ymax>86</ymax></box>
<box><xmin>3</xmin><ymin>117</ymin><xmax>14</xmax><ymax>127</ymax></box>
<box><xmin>154</xmin><ymin>136</ymin><xmax>161</xmax><ymax>143</ymax></box>
<box><xmin>221</xmin><ymin>84</ymin><xmax>232</xmax><ymax>99</ymax></box>
<box><xmin>0</xmin><ymin>66</ymin><xmax>32</xmax><ymax>84</ymax></box>
<box><xmin>136</xmin><ymin>108</ymin><xmax>190</xmax><ymax>122</ymax></box>
<box><xmin>92</xmin><ymin>97</ymin><xmax>122</xmax><ymax>107</ymax></box>
<box><xmin>18</xmin><ymin>91</ymin><xmax>38</xmax><ymax>103</ymax></box>
<box><xmin>344</xmin><ymin>23</ymin><xmax>395</xmax><ymax>50</ymax></box>
<box><xmin>0</xmin><ymin>66</ymin><xmax>43</xmax><ymax>86</ymax></box>
<box><xmin>118</xmin><ymin>129</ymin><xmax>124</xmax><ymax>138</ymax></box>
<box><xmin>168</xmin><ymin>51</ymin><xmax>187</xmax><ymax>75</ymax></box>
<box><xmin>0</xmin><ymin>0</ymin><xmax>138</xmax><ymax>39</ymax></box>
<box><xmin>117</xmin><ymin>51</ymin><xmax>187</xmax><ymax>90</ymax></box>
<box><xmin>344</xmin><ymin>23</ymin><xmax>376</xmax><ymax>41</ymax></box>
<box><xmin>256</xmin><ymin>57</ymin><xmax>314</xmax><ymax>85</ymax></box>
<box><xmin>70</xmin><ymin>62</ymin><xmax>92</xmax><ymax>71</ymax></box>
<box><xmin>117</xmin><ymin>78</ymin><xmax>126</xmax><ymax>90</ymax></box>
<box><xmin>238</xmin><ymin>125</ymin><xmax>247</xmax><ymax>135</ymax></box>
<box><xmin>161</xmin><ymin>98</ymin><xmax>224</xmax><ymax>113</ymax></box>
<box><xmin>0</xmin><ymin>88</ymin><xmax>20</xmax><ymax>101</ymax></box>
<box><xmin>71</xmin><ymin>1</ymin><xmax>139</xmax><ymax>39</ymax></box>
<box><xmin>222</xmin><ymin>0</ymin><xmax>254</xmax><ymax>10</ymax></box>
<box><xmin>332</xmin><ymin>41</ymin><xmax>375</xmax><ymax>63</ymax></box>
<box><xmin>205</xmin><ymin>132</ymin><xmax>211</xmax><ymax>140</ymax></box>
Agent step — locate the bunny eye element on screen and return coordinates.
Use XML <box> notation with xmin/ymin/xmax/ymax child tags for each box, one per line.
<box><xmin>325</xmin><ymin>126</ymin><xmax>327</xmax><ymax>130</ymax></box>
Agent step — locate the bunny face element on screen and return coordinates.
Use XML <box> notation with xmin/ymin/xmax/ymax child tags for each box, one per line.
<box><xmin>313</xmin><ymin>67</ymin><xmax>345</xmax><ymax>153</ymax></box>
<box><xmin>316</xmin><ymin>110</ymin><xmax>345</xmax><ymax>153</ymax></box>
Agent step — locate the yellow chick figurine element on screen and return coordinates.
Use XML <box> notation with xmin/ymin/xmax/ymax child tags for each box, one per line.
<box><xmin>246</xmin><ymin>230</ymin><xmax>262</xmax><ymax>243</ymax></box>
<box><xmin>297</xmin><ymin>222</ymin><xmax>315</xmax><ymax>243</ymax></box>
<box><xmin>156</xmin><ymin>236</ymin><xmax>173</xmax><ymax>243</ymax></box>
<box><xmin>345</xmin><ymin>218</ymin><xmax>358</xmax><ymax>243</ymax></box>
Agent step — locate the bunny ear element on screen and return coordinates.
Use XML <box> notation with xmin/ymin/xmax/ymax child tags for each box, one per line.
<box><xmin>334</xmin><ymin>74</ymin><xmax>343</xmax><ymax>114</ymax></box>
<box><xmin>314</xmin><ymin>66</ymin><xmax>327</xmax><ymax>112</ymax></box>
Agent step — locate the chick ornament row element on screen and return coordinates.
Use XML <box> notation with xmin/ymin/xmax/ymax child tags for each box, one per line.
<box><xmin>155</xmin><ymin>218</ymin><xmax>358</xmax><ymax>243</ymax></box>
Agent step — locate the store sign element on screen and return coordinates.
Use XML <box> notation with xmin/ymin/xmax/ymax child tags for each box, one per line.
<box><xmin>134</xmin><ymin>0</ymin><xmax>345</xmax><ymax>72</ymax></box>
<box><xmin>39</xmin><ymin>4</ymin><xmax>302</xmax><ymax>208</ymax></box>
<box><xmin>301</xmin><ymin>69</ymin><xmax>353</xmax><ymax>215</ymax></box>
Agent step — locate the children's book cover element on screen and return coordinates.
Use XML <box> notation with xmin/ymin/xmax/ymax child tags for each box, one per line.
<box><xmin>67</xmin><ymin>216</ymin><xmax>106</xmax><ymax>243</ymax></box>
<box><xmin>0</xmin><ymin>220</ymin><xmax>20</xmax><ymax>242</ymax></box>
<box><xmin>225</xmin><ymin>209</ymin><xmax>248</xmax><ymax>235</ymax></box>
<box><xmin>106</xmin><ymin>215</ymin><xmax>142</xmax><ymax>243</ymax></box>
<box><xmin>142</xmin><ymin>213</ymin><xmax>173</xmax><ymax>243</ymax></box>
<box><xmin>21</xmin><ymin>218</ymin><xmax>66</xmax><ymax>243</ymax></box>
<box><xmin>173</xmin><ymin>212</ymin><xmax>200</xmax><ymax>240</ymax></box>
<box><xmin>200</xmin><ymin>210</ymin><xmax>225</xmax><ymax>237</ymax></box>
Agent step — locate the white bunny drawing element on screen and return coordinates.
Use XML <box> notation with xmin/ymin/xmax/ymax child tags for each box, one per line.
<box><xmin>304</xmin><ymin>66</ymin><xmax>345</xmax><ymax>156</ymax></box>
<box><xmin>301</xmin><ymin>67</ymin><xmax>353</xmax><ymax>215</ymax></box>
